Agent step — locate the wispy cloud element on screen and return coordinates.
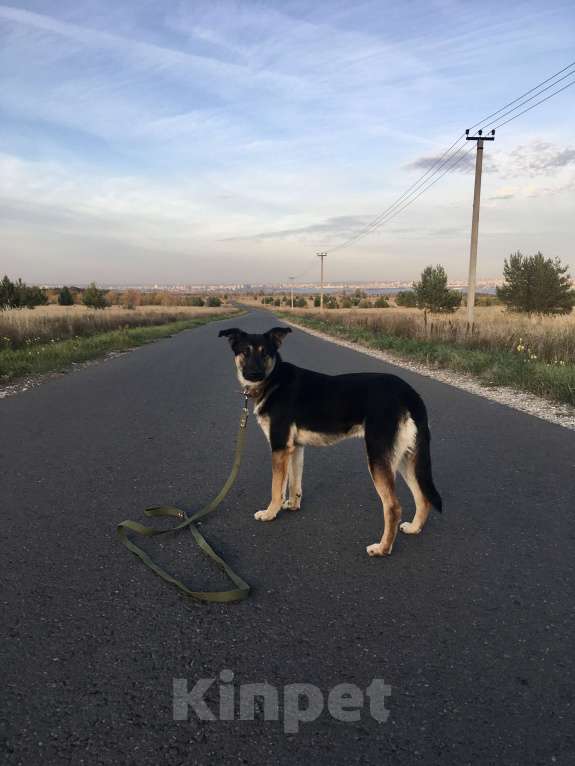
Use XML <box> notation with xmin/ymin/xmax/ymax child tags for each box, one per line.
<box><xmin>497</xmin><ymin>141</ymin><xmax>575</xmax><ymax>177</ymax></box>
<box><xmin>405</xmin><ymin>152</ymin><xmax>479</xmax><ymax>174</ymax></box>
<box><xmin>225</xmin><ymin>215</ymin><xmax>374</xmax><ymax>243</ymax></box>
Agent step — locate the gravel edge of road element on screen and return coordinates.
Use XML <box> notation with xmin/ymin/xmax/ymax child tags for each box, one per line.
<box><xmin>283</xmin><ymin>317</ymin><xmax>575</xmax><ymax>432</ymax></box>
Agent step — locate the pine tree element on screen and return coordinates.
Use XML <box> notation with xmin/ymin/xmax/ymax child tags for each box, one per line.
<box><xmin>413</xmin><ymin>265</ymin><xmax>462</xmax><ymax>313</ymax></box>
<box><xmin>0</xmin><ymin>276</ymin><xmax>47</xmax><ymax>309</ymax></box>
<box><xmin>496</xmin><ymin>251</ymin><xmax>574</xmax><ymax>315</ymax></box>
<box><xmin>58</xmin><ymin>286</ymin><xmax>75</xmax><ymax>306</ymax></box>
<box><xmin>0</xmin><ymin>275</ymin><xmax>16</xmax><ymax>310</ymax></box>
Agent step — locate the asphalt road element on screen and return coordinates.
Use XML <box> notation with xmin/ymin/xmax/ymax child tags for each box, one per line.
<box><xmin>2</xmin><ymin>308</ymin><xmax>574</xmax><ymax>766</ymax></box>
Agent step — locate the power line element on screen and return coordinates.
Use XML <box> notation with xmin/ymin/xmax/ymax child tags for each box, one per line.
<box><xmin>490</xmin><ymin>77</ymin><xmax>575</xmax><ymax>131</ymax></box>
<box><xmin>324</xmin><ymin>61</ymin><xmax>575</xmax><ymax>254</ymax></box>
<box><xmin>290</xmin><ymin>145</ymin><xmax>474</xmax><ymax>281</ymax></box>
<box><xmin>328</xmin><ymin>143</ymin><xmax>474</xmax><ymax>254</ymax></box>
<box><xmin>364</xmin><ymin>145</ymin><xmax>476</xmax><ymax>230</ymax></box>
<box><xmin>328</xmin><ymin>133</ymin><xmax>467</xmax><ymax>253</ymax></box>
<box><xmin>478</xmin><ymin>69</ymin><xmax>575</xmax><ymax>132</ymax></box>
<box><xmin>289</xmin><ymin>61</ymin><xmax>574</xmax><ymax>285</ymax></box>
<box><xmin>364</xmin><ymin>60</ymin><xmax>575</xmax><ymax>244</ymax></box>
<box><xmin>467</xmin><ymin>60</ymin><xmax>574</xmax><ymax>132</ymax></box>
<box><xmin>386</xmin><ymin>75</ymin><xmax>575</xmax><ymax>228</ymax></box>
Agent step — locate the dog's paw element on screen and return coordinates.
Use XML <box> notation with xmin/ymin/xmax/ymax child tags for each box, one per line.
<box><xmin>366</xmin><ymin>543</ymin><xmax>392</xmax><ymax>557</ymax></box>
<box><xmin>400</xmin><ymin>522</ymin><xmax>422</xmax><ymax>535</ymax></box>
<box><xmin>254</xmin><ymin>510</ymin><xmax>276</xmax><ymax>521</ymax></box>
<box><xmin>281</xmin><ymin>499</ymin><xmax>300</xmax><ymax>511</ymax></box>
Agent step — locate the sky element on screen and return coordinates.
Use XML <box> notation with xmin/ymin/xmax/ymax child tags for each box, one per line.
<box><xmin>1</xmin><ymin>0</ymin><xmax>574</xmax><ymax>285</ymax></box>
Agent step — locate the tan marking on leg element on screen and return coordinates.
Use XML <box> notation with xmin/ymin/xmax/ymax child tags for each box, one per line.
<box><xmin>366</xmin><ymin>462</ymin><xmax>402</xmax><ymax>557</ymax></box>
<box><xmin>255</xmin><ymin>449</ymin><xmax>290</xmax><ymax>521</ymax></box>
<box><xmin>398</xmin><ymin>454</ymin><xmax>432</xmax><ymax>535</ymax></box>
<box><xmin>283</xmin><ymin>445</ymin><xmax>304</xmax><ymax>510</ymax></box>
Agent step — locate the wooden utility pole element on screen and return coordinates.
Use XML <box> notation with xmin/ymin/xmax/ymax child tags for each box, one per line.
<box><xmin>289</xmin><ymin>276</ymin><xmax>294</xmax><ymax>309</ymax></box>
<box><xmin>317</xmin><ymin>252</ymin><xmax>327</xmax><ymax>310</ymax></box>
<box><xmin>465</xmin><ymin>128</ymin><xmax>495</xmax><ymax>328</ymax></box>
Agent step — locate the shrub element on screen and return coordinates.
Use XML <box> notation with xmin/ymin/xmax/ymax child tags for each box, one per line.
<box><xmin>396</xmin><ymin>290</ymin><xmax>418</xmax><ymax>307</ymax></box>
<box><xmin>374</xmin><ymin>296</ymin><xmax>390</xmax><ymax>308</ymax></box>
<box><xmin>82</xmin><ymin>282</ymin><xmax>108</xmax><ymax>310</ymax></box>
<box><xmin>206</xmin><ymin>296</ymin><xmax>222</xmax><ymax>307</ymax></box>
<box><xmin>119</xmin><ymin>289</ymin><xmax>142</xmax><ymax>309</ymax></box>
<box><xmin>20</xmin><ymin>284</ymin><xmax>48</xmax><ymax>309</ymax></box>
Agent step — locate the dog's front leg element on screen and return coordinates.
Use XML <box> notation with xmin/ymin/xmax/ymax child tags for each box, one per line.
<box><xmin>282</xmin><ymin>445</ymin><xmax>304</xmax><ymax>510</ymax></box>
<box><xmin>255</xmin><ymin>449</ymin><xmax>289</xmax><ymax>521</ymax></box>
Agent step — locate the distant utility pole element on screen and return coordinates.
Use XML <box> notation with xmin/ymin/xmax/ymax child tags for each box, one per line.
<box><xmin>316</xmin><ymin>252</ymin><xmax>327</xmax><ymax>310</ymax></box>
<box><xmin>289</xmin><ymin>276</ymin><xmax>294</xmax><ymax>309</ymax></box>
<box><xmin>465</xmin><ymin>128</ymin><xmax>495</xmax><ymax>328</ymax></box>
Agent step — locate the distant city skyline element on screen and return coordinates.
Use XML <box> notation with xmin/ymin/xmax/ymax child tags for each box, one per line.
<box><xmin>1</xmin><ymin>1</ymin><xmax>574</xmax><ymax>285</ymax></box>
<box><xmin>35</xmin><ymin>277</ymin><xmax>507</xmax><ymax>292</ymax></box>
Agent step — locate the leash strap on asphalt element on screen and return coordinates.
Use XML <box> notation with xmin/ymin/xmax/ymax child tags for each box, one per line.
<box><xmin>117</xmin><ymin>394</ymin><xmax>251</xmax><ymax>603</ymax></box>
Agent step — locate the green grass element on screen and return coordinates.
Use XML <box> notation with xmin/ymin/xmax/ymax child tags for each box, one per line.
<box><xmin>0</xmin><ymin>313</ymin><xmax>239</xmax><ymax>383</ymax></box>
<box><xmin>279</xmin><ymin>313</ymin><xmax>575</xmax><ymax>407</ymax></box>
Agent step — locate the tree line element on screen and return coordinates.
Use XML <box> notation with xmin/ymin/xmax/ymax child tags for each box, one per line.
<box><xmin>2</xmin><ymin>250</ymin><xmax>573</xmax><ymax>315</ymax></box>
<box><xmin>261</xmin><ymin>289</ymin><xmax>390</xmax><ymax>309</ymax></box>
<box><xmin>0</xmin><ymin>278</ymin><xmax>224</xmax><ymax>310</ymax></box>
<box><xmin>398</xmin><ymin>252</ymin><xmax>574</xmax><ymax>315</ymax></box>
<box><xmin>262</xmin><ymin>252</ymin><xmax>573</xmax><ymax>315</ymax></box>
<box><xmin>0</xmin><ymin>275</ymin><xmax>48</xmax><ymax>310</ymax></box>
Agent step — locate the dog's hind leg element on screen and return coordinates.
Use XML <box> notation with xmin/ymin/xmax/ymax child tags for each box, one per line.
<box><xmin>398</xmin><ymin>453</ymin><xmax>432</xmax><ymax>535</ymax></box>
<box><xmin>366</xmin><ymin>455</ymin><xmax>402</xmax><ymax>557</ymax></box>
<box><xmin>283</xmin><ymin>446</ymin><xmax>304</xmax><ymax>511</ymax></box>
<box><xmin>364</xmin><ymin>414</ymin><xmax>403</xmax><ymax>557</ymax></box>
<box><xmin>255</xmin><ymin>449</ymin><xmax>290</xmax><ymax>521</ymax></box>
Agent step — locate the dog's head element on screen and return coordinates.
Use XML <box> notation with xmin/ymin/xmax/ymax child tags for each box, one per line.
<box><xmin>218</xmin><ymin>326</ymin><xmax>291</xmax><ymax>386</ymax></box>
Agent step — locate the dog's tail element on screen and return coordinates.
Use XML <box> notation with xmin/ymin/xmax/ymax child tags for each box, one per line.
<box><xmin>407</xmin><ymin>393</ymin><xmax>443</xmax><ymax>513</ymax></box>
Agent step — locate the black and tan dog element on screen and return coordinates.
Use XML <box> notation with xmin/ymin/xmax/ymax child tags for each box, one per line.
<box><xmin>219</xmin><ymin>325</ymin><xmax>442</xmax><ymax>556</ymax></box>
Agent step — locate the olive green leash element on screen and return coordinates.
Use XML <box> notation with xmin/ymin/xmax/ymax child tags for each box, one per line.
<box><xmin>117</xmin><ymin>393</ymin><xmax>251</xmax><ymax>603</ymax></box>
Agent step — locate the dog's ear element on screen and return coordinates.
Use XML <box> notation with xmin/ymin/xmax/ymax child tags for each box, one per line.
<box><xmin>265</xmin><ymin>326</ymin><xmax>292</xmax><ymax>349</ymax></box>
<box><xmin>218</xmin><ymin>328</ymin><xmax>246</xmax><ymax>348</ymax></box>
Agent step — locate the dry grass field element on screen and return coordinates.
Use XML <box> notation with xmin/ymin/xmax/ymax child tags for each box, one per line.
<box><xmin>0</xmin><ymin>304</ymin><xmax>239</xmax><ymax>384</ymax></box>
<box><xmin>0</xmin><ymin>304</ymin><xmax>232</xmax><ymax>350</ymax></box>
<box><xmin>280</xmin><ymin>305</ymin><xmax>575</xmax><ymax>364</ymax></box>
